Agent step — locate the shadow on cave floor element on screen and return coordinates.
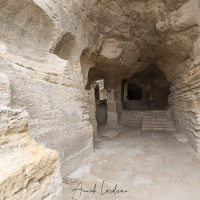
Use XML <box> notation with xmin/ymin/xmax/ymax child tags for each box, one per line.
<box><xmin>63</xmin><ymin>126</ymin><xmax>200</xmax><ymax>200</ymax></box>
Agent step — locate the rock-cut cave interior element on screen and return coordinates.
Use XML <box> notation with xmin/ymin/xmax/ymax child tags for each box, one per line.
<box><xmin>1</xmin><ymin>0</ymin><xmax>200</xmax><ymax>199</ymax></box>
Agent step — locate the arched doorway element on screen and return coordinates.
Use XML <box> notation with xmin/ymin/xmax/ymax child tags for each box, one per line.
<box><xmin>122</xmin><ymin>65</ymin><xmax>170</xmax><ymax>111</ymax></box>
<box><xmin>127</xmin><ymin>83</ymin><xmax>143</xmax><ymax>101</ymax></box>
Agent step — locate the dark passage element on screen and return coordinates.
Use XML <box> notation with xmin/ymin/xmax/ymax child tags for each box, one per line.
<box><xmin>128</xmin><ymin>83</ymin><xmax>143</xmax><ymax>100</ymax></box>
<box><xmin>122</xmin><ymin>65</ymin><xmax>170</xmax><ymax>111</ymax></box>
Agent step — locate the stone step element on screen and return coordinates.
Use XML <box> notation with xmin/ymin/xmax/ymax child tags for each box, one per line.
<box><xmin>143</xmin><ymin>124</ymin><xmax>174</xmax><ymax>127</ymax></box>
<box><xmin>143</xmin><ymin>119</ymin><xmax>168</xmax><ymax>122</ymax></box>
<box><xmin>143</xmin><ymin>116</ymin><xmax>166</xmax><ymax>119</ymax></box>
<box><xmin>142</xmin><ymin>110</ymin><xmax>175</xmax><ymax>132</ymax></box>
<box><xmin>143</xmin><ymin>120</ymin><xmax>173</xmax><ymax>123</ymax></box>
<box><xmin>144</xmin><ymin>112</ymin><xmax>166</xmax><ymax>115</ymax></box>
<box><xmin>142</xmin><ymin>121</ymin><xmax>174</xmax><ymax>125</ymax></box>
<box><xmin>142</xmin><ymin>127</ymin><xmax>175</xmax><ymax>131</ymax></box>
<box><xmin>145</xmin><ymin>111</ymin><xmax>166</xmax><ymax>114</ymax></box>
<box><xmin>142</xmin><ymin>124</ymin><xmax>175</xmax><ymax>128</ymax></box>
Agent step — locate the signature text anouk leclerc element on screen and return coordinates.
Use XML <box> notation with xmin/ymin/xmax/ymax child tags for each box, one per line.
<box><xmin>72</xmin><ymin>180</ymin><xmax>128</xmax><ymax>199</ymax></box>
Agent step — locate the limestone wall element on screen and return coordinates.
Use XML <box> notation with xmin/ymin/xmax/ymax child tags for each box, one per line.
<box><xmin>0</xmin><ymin>0</ymin><xmax>95</xmax><ymax>177</ymax></box>
<box><xmin>155</xmin><ymin>0</ymin><xmax>200</xmax><ymax>151</ymax></box>
<box><xmin>0</xmin><ymin>46</ymin><xmax>93</xmax><ymax>176</ymax></box>
<box><xmin>169</xmin><ymin>59</ymin><xmax>200</xmax><ymax>151</ymax></box>
<box><xmin>1</xmin><ymin>0</ymin><xmax>200</xmax><ymax>190</ymax></box>
<box><xmin>0</xmin><ymin>72</ymin><xmax>62</xmax><ymax>200</ymax></box>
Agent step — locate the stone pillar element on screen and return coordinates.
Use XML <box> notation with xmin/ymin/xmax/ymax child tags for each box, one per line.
<box><xmin>87</xmin><ymin>90</ymin><xmax>98</xmax><ymax>140</ymax></box>
<box><xmin>106</xmin><ymin>89</ymin><xmax>118</xmax><ymax>128</ymax></box>
<box><xmin>116</xmin><ymin>81</ymin><xmax>124</xmax><ymax>127</ymax></box>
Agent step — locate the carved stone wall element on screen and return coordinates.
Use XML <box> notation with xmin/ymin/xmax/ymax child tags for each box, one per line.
<box><xmin>0</xmin><ymin>72</ymin><xmax>62</xmax><ymax>200</ymax></box>
<box><xmin>1</xmin><ymin>2</ymin><xmax>200</xmax><ymax>198</ymax></box>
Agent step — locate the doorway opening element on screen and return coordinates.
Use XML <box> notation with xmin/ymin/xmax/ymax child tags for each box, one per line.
<box><xmin>128</xmin><ymin>83</ymin><xmax>143</xmax><ymax>100</ymax></box>
<box><xmin>92</xmin><ymin>79</ymin><xmax>107</xmax><ymax>125</ymax></box>
<box><xmin>122</xmin><ymin>65</ymin><xmax>170</xmax><ymax>111</ymax></box>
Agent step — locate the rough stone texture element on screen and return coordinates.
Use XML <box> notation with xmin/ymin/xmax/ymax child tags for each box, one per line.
<box><xmin>0</xmin><ymin>73</ymin><xmax>62</xmax><ymax>200</ymax></box>
<box><xmin>1</xmin><ymin>1</ymin><xmax>200</xmax><ymax>199</ymax></box>
<box><xmin>0</xmin><ymin>108</ymin><xmax>62</xmax><ymax>200</ymax></box>
<box><xmin>0</xmin><ymin>73</ymin><xmax>10</xmax><ymax>108</ymax></box>
<box><xmin>0</xmin><ymin>0</ymin><xmax>96</xmax><ymax>177</ymax></box>
<box><xmin>0</xmin><ymin>45</ymin><xmax>93</xmax><ymax>177</ymax></box>
<box><xmin>157</xmin><ymin>0</ymin><xmax>200</xmax><ymax>152</ymax></box>
<box><xmin>169</xmin><ymin>61</ymin><xmax>200</xmax><ymax>151</ymax></box>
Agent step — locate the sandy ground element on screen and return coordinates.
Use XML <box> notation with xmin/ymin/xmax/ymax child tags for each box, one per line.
<box><xmin>63</xmin><ymin>126</ymin><xmax>200</xmax><ymax>200</ymax></box>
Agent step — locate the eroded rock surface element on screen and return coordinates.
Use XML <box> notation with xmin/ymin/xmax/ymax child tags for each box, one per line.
<box><xmin>0</xmin><ymin>73</ymin><xmax>62</xmax><ymax>200</ymax></box>
<box><xmin>0</xmin><ymin>0</ymin><xmax>200</xmax><ymax>198</ymax></box>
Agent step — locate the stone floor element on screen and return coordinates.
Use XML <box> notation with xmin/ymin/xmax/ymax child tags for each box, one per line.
<box><xmin>63</xmin><ymin>126</ymin><xmax>200</xmax><ymax>200</ymax></box>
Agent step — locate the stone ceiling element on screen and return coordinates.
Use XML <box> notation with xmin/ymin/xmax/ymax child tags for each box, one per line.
<box><xmin>82</xmin><ymin>0</ymin><xmax>199</xmax><ymax>86</ymax></box>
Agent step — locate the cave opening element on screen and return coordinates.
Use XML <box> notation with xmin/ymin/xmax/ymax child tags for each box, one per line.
<box><xmin>122</xmin><ymin>65</ymin><xmax>170</xmax><ymax>111</ymax></box>
<box><xmin>127</xmin><ymin>83</ymin><xmax>143</xmax><ymax>100</ymax></box>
